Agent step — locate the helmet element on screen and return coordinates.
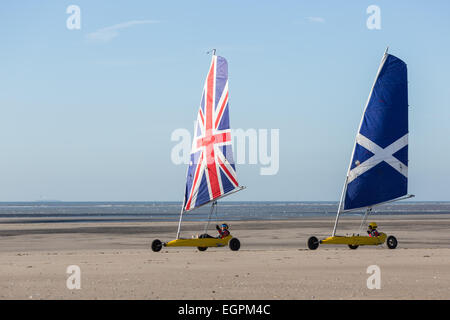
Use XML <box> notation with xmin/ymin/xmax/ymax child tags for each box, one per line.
<box><xmin>221</xmin><ymin>223</ymin><xmax>229</xmax><ymax>229</ymax></box>
<box><xmin>368</xmin><ymin>222</ymin><xmax>378</xmax><ymax>229</ymax></box>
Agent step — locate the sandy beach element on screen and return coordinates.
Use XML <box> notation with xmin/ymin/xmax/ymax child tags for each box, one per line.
<box><xmin>1</xmin><ymin>215</ymin><xmax>449</xmax><ymax>299</ymax></box>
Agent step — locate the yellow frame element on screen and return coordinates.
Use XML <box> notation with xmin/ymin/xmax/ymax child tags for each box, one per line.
<box><xmin>165</xmin><ymin>235</ymin><xmax>232</xmax><ymax>248</ymax></box>
<box><xmin>321</xmin><ymin>233</ymin><xmax>387</xmax><ymax>246</ymax></box>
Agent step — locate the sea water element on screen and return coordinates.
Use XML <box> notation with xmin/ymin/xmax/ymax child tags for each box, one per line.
<box><xmin>0</xmin><ymin>201</ymin><xmax>449</xmax><ymax>224</ymax></box>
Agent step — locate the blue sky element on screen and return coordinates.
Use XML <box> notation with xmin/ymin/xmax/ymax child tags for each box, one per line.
<box><xmin>0</xmin><ymin>0</ymin><xmax>449</xmax><ymax>201</ymax></box>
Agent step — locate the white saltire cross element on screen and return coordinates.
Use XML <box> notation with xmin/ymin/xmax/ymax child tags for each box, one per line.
<box><xmin>347</xmin><ymin>133</ymin><xmax>408</xmax><ymax>184</ymax></box>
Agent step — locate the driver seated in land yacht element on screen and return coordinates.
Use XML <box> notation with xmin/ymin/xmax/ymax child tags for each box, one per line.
<box><xmin>367</xmin><ymin>222</ymin><xmax>380</xmax><ymax>237</ymax></box>
<box><xmin>198</xmin><ymin>223</ymin><xmax>230</xmax><ymax>239</ymax></box>
<box><xmin>216</xmin><ymin>223</ymin><xmax>230</xmax><ymax>239</ymax></box>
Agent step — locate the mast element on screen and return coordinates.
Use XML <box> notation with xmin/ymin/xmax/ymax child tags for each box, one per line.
<box><xmin>175</xmin><ymin>207</ymin><xmax>184</xmax><ymax>239</ymax></box>
<box><xmin>332</xmin><ymin>177</ymin><xmax>348</xmax><ymax>236</ymax></box>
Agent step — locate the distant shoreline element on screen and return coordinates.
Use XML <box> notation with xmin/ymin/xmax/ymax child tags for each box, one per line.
<box><xmin>1</xmin><ymin>212</ymin><xmax>450</xmax><ymax>225</ymax></box>
<box><xmin>0</xmin><ymin>201</ymin><xmax>449</xmax><ymax>225</ymax></box>
<box><xmin>0</xmin><ymin>200</ymin><xmax>449</xmax><ymax>204</ymax></box>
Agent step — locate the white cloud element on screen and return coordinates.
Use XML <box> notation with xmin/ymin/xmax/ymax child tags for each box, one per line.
<box><xmin>86</xmin><ymin>20</ymin><xmax>160</xmax><ymax>43</ymax></box>
<box><xmin>306</xmin><ymin>17</ymin><xmax>325</xmax><ymax>23</ymax></box>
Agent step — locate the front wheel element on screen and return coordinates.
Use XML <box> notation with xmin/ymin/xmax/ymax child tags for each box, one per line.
<box><xmin>307</xmin><ymin>236</ymin><xmax>319</xmax><ymax>250</ymax></box>
<box><xmin>386</xmin><ymin>235</ymin><xmax>398</xmax><ymax>249</ymax></box>
<box><xmin>229</xmin><ymin>237</ymin><xmax>240</xmax><ymax>251</ymax></box>
<box><xmin>151</xmin><ymin>239</ymin><xmax>162</xmax><ymax>252</ymax></box>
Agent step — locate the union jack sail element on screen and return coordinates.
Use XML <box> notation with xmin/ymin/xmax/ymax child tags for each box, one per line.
<box><xmin>183</xmin><ymin>55</ymin><xmax>240</xmax><ymax>212</ymax></box>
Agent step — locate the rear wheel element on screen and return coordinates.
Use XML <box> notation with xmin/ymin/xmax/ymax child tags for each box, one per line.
<box><xmin>348</xmin><ymin>244</ymin><xmax>359</xmax><ymax>250</ymax></box>
<box><xmin>386</xmin><ymin>235</ymin><xmax>398</xmax><ymax>249</ymax></box>
<box><xmin>229</xmin><ymin>237</ymin><xmax>240</xmax><ymax>251</ymax></box>
<box><xmin>307</xmin><ymin>236</ymin><xmax>319</xmax><ymax>250</ymax></box>
<box><xmin>197</xmin><ymin>246</ymin><xmax>208</xmax><ymax>251</ymax></box>
<box><xmin>151</xmin><ymin>239</ymin><xmax>162</xmax><ymax>252</ymax></box>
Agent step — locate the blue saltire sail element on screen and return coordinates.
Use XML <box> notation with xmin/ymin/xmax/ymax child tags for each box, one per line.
<box><xmin>183</xmin><ymin>54</ymin><xmax>241</xmax><ymax>213</ymax></box>
<box><xmin>342</xmin><ymin>53</ymin><xmax>409</xmax><ymax>211</ymax></box>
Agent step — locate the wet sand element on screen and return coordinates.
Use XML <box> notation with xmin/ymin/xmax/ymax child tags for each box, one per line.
<box><xmin>1</xmin><ymin>215</ymin><xmax>449</xmax><ymax>299</ymax></box>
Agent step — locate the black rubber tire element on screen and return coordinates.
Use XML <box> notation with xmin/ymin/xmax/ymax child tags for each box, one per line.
<box><xmin>307</xmin><ymin>236</ymin><xmax>320</xmax><ymax>250</ymax></box>
<box><xmin>229</xmin><ymin>237</ymin><xmax>240</xmax><ymax>251</ymax></box>
<box><xmin>197</xmin><ymin>234</ymin><xmax>211</xmax><ymax>251</ymax></box>
<box><xmin>386</xmin><ymin>235</ymin><xmax>398</xmax><ymax>249</ymax></box>
<box><xmin>348</xmin><ymin>244</ymin><xmax>359</xmax><ymax>250</ymax></box>
<box><xmin>151</xmin><ymin>239</ymin><xmax>162</xmax><ymax>252</ymax></box>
